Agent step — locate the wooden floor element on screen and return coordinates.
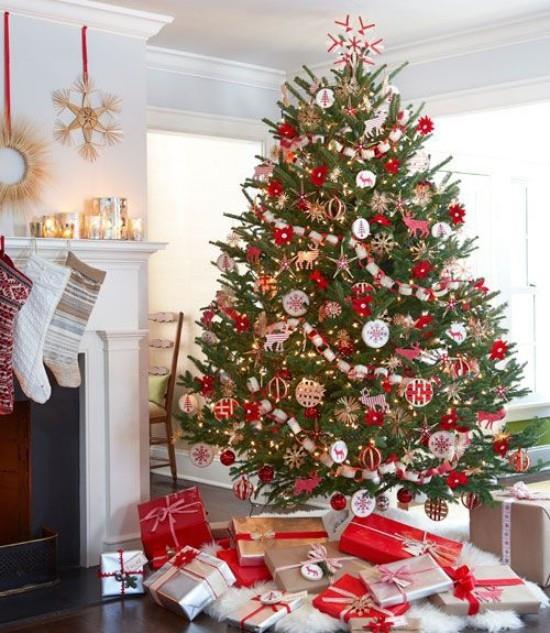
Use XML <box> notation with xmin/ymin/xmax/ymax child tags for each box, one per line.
<box><xmin>2</xmin><ymin>475</ymin><xmax>550</xmax><ymax>633</ymax></box>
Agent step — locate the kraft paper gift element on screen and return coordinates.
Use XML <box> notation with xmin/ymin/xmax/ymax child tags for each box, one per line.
<box><xmin>144</xmin><ymin>546</ymin><xmax>235</xmax><ymax>620</ymax></box>
<box><xmin>360</xmin><ymin>554</ymin><xmax>453</xmax><ymax>607</ymax></box>
<box><xmin>232</xmin><ymin>515</ymin><xmax>328</xmax><ymax>566</ymax></box>
<box><xmin>265</xmin><ymin>541</ymin><xmax>368</xmax><ymax>594</ymax></box>
<box><xmin>349</xmin><ymin>615</ymin><xmax>422</xmax><ymax>632</ymax></box>
<box><xmin>470</xmin><ymin>480</ymin><xmax>550</xmax><ymax>586</ymax></box>
<box><xmin>226</xmin><ymin>589</ymin><xmax>306</xmax><ymax>632</ymax></box>
<box><xmin>430</xmin><ymin>564</ymin><xmax>541</xmax><ymax>615</ymax></box>
<box><xmin>99</xmin><ymin>549</ymin><xmax>146</xmax><ymax>597</ymax></box>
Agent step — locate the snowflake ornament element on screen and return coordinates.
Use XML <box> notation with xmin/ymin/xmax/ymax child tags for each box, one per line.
<box><xmin>190</xmin><ymin>443</ymin><xmax>215</xmax><ymax>468</ymax></box>
<box><xmin>52</xmin><ymin>75</ymin><xmax>122</xmax><ymax>161</ymax></box>
<box><xmin>283</xmin><ymin>446</ymin><xmax>307</xmax><ymax>469</ymax></box>
<box><xmin>327</xmin><ymin>16</ymin><xmax>383</xmax><ymax>68</ymax></box>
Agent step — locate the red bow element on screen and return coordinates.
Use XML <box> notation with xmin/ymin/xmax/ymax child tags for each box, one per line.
<box><xmin>365</xmin><ymin>617</ymin><xmax>392</xmax><ymax>633</ymax></box>
<box><xmin>451</xmin><ymin>565</ymin><xmax>476</xmax><ymax>600</ymax></box>
<box><xmin>172</xmin><ymin>548</ymin><xmax>198</xmax><ymax>568</ymax></box>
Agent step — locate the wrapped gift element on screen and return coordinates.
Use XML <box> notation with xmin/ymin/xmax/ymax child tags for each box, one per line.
<box><xmin>233</xmin><ymin>515</ymin><xmax>328</xmax><ymax>566</ymax></box>
<box><xmin>138</xmin><ymin>487</ymin><xmax>212</xmax><ymax>568</ymax></box>
<box><xmin>99</xmin><ymin>549</ymin><xmax>146</xmax><ymax>597</ymax></box>
<box><xmin>210</xmin><ymin>520</ymin><xmax>233</xmax><ymax>549</ymax></box>
<box><xmin>470</xmin><ymin>481</ymin><xmax>550</xmax><ymax>586</ymax></box>
<box><xmin>265</xmin><ymin>541</ymin><xmax>368</xmax><ymax>594</ymax></box>
<box><xmin>430</xmin><ymin>564</ymin><xmax>541</xmax><ymax>615</ymax></box>
<box><xmin>312</xmin><ymin>574</ymin><xmax>410</xmax><ymax>623</ymax></box>
<box><xmin>350</xmin><ymin>615</ymin><xmax>422</xmax><ymax>632</ymax></box>
<box><xmin>226</xmin><ymin>589</ymin><xmax>306</xmax><ymax>632</ymax></box>
<box><xmin>339</xmin><ymin>513</ymin><xmax>462</xmax><ymax>567</ymax></box>
<box><xmin>217</xmin><ymin>548</ymin><xmax>272</xmax><ymax>587</ymax></box>
<box><xmin>360</xmin><ymin>554</ymin><xmax>452</xmax><ymax>607</ymax></box>
<box><xmin>144</xmin><ymin>546</ymin><xmax>235</xmax><ymax>619</ymax></box>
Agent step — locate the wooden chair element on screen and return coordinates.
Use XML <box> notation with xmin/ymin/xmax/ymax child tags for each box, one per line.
<box><xmin>148</xmin><ymin>311</ymin><xmax>183</xmax><ymax>482</ymax></box>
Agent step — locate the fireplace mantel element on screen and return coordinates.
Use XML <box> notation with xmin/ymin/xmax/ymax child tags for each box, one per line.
<box><xmin>5</xmin><ymin>237</ymin><xmax>167</xmax><ymax>566</ymax></box>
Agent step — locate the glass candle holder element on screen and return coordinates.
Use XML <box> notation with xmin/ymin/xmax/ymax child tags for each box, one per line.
<box><xmin>42</xmin><ymin>216</ymin><xmax>59</xmax><ymax>238</ymax></box>
<box><xmin>30</xmin><ymin>221</ymin><xmax>43</xmax><ymax>238</ymax></box>
<box><xmin>86</xmin><ymin>215</ymin><xmax>101</xmax><ymax>240</ymax></box>
<box><xmin>93</xmin><ymin>197</ymin><xmax>127</xmax><ymax>240</ymax></box>
<box><xmin>128</xmin><ymin>217</ymin><xmax>144</xmax><ymax>241</ymax></box>
<box><xmin>56</xmin><ymin>212</ymin><xmax>81</xmax><ymax>240</ymax></box>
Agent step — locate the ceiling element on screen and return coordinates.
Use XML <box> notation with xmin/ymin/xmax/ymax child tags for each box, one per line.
<box><xmin>108</xmin><ymin>0</ymin><xmax>550</xmax><ymax>69</ymax></box>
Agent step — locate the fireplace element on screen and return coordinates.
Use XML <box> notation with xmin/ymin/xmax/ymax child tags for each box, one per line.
<box><xmin>1</xmin><ymin>238</ymin><xmax>165</xmax><ymax>568</ymax></box>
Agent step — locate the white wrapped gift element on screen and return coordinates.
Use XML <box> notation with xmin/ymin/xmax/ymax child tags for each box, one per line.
<box><xmin>99</xmin><ymin>549</ymin><xmax>147</xmax><ymax>597</ymax></box>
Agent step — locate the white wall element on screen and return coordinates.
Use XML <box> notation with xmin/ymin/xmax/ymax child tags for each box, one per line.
<box><xmin>0</xmin><ymin>11</ymin><xmax>151</xmax><ymax>234</ymax></box>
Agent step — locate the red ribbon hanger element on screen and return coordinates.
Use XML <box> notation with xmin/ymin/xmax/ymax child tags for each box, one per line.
<box><xmin>81</xmin><ymin>25</ymin><xmax>88</xmax><ymax>81</ymax></box>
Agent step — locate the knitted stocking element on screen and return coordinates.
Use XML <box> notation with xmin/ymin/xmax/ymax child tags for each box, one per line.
<box><xmin>44</xmin><ymin>252</ymin><xmax>106</xmax><ymax>388</ymax></box>
<box><xmin>0</xmin><ymin>259</ymin><xmax>32</xmax><ymax>414</ymax></box>
<box><xmin>13</xmin><ymin>254</ymin><xmax>70</xmax><ymax>404</ymax></box>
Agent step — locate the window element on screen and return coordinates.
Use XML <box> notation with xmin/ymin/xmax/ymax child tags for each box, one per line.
<box><xmin>427</xmin><ymin>103</ymin><xmax>550</xmax><ymax>420</ymax></box>
<box><xmin>147</xmin><ymin>130</ymin><xmax>263</xmax><ymax>377</ymax></box>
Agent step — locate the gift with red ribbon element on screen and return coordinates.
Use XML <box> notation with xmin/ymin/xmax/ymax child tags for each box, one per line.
<box><xmin>349</xmin><ymin>615</ymin><xmax>423</xmax><ymax>632</ymax></box>
<box><xmin>312</xmin><ymin>574</ymin><xmax>410</xmax><ymax>623</ymax></box>
<box><xmin>138</xmin><ymin>487</ymin><xmax>212</xmax><ymax>568</ymax></box>
<box><xmin>359</xmin><ymin>554</ymin><xmax>452</xmax><ymax>607</ymax></box>
<box><xmin>339</xmin><ymin>513</ymin><xmax>462</xmax><ymax>567</ymax></box>
<box><xmin>430</xmin><ymin>564</ymin><xmax>541</xmax><ymax>615</ymax></box>
<box><xmin>144</xmin><ymin>545</ymin><xmax>236</xmax><ymax>620</ymax></box>
<box><xmin>216</xmin><ymin>547</ymin><xmax>273</xmax><ymax>588</ymax></box>
<box><xmin>99</xmin><ymin>549</ymin><xmax>146</xmax><ymax>597</ymax></box>
<box><xmin>232</xmin><ymin>515</ymin><xmax>328</xmax><ymax>566</ymax></box>
<box><xmin>226</xmin><ymin>589</ymin><xmax>307</xmax><ymax>632</ymax></box>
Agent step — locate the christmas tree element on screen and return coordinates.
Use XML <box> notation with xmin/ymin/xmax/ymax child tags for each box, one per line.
<box><xmin>179</xmin><ymin>16</ymin><xmax>537</xmax><ymax>519</ymax></box>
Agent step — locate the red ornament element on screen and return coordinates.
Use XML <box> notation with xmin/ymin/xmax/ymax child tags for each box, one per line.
<box><xmin>440</xmin><ymin>409</ymin><xmax>458</xmax><ymax>430</ymax></box>
<box><xmin>304</xmin><ymin>406</ymin><xmax>320</xmax><ymax>419</ymax></box>
<box><xmin>330</xmin><ymin>492</ymin><xmax>347</xmax><ymax>511</ymax></box>
<box><xmin>364</xmin><ymin>410</ymin><xmax>384</xmax><ymax>427</ymax></box>
<box><xmin>220</xmin><ymin>449</ymin><xmax>236</xmax><ymax>466</ymax></box>
<box><xmin>508</xmin><ymin>448</ymin><xmax>530</xmax><ymax>472</ymax></box>
<box><xmin>277</xmin><ymin>121</ymin><xmax>298</xmax><ymax>140</ymax></box>
<box><xmin>273</xmin><ymin>225</ymin><xmax>294</xmax><ymax>246</ymax></box>
<box><xmin>198</xmin><ymin>375</ymin><xmax>215</xmax><ymax>397</ymax></box>
<box><xmin>461</xmin><ymin>491</ymin><xmax>481</xmax><ymax>510</ymax></box>
<box><xmin>243</xmin><ymin>401</ymin><xmax>260</xmax><ymax>422</ymax></box>
<box><xmin>397</xmin><ymin>488</ymin><xmax>414</xmax><ymax>505</ymax></box>
<box><xmin>370</xmin><ymin>214</ymin><xmax>392</xmax><ymax>226</ymax></box>
<box><xmin>267</xmin><ymin>179</ymin><xmax>284</xmax><ymax>197</ymax></box>
<box><xmin>489</xmin><ymin>339</ymin><xmax>508</xmax><ymax>361</ymax></box>
<box><xmin>416</xmin><ymin>116</ymin><xmax>434</xmax><ymax>136</ymax></box>
<box><xmin>310</xmin><ymin>164</ymin><xmax>328</xmax><ymax>187</ymax></box>
<box><xmin>411</xmin><ymin>260</ymin><xmax>433</xmax><ymax>279</ymax></box>
<box><xmin>493</xmin><ymin>435</ymin><xmax>510</xmax><ymax>457</ymax></box>
<box><xmin>234</xmin><ymin>313</ymin><xmax>251</xmax><ymax>333</ymax></box>
<box><xmin>201</xmin><ymin>309</ymin><xmax>215</xmax><ymax>328</ymax></box>
<box><xmin>258</xmin><ymin>465</ymin><xmax>275</xmax><ymax>483</ymax></box>
<box><xmin>415</xmin><ymin>314</ymin><xmax>433</xmax><ymax>329</ymax></box>
<box><xmin>448</xmin><ymin>203</ymin><xmax>466</xmax><ymax>225</ymax></box>
<box><xmin>310</xmin><ymin>270</ymin><xmax>329</xmax><ymax>290</ymax></box>
<box><xmin>446</xmin><ymin>469</ymin><xmax>469</xmax><ymax>490</ymax></box>
<box><xmin>384</xmin><ymin>157</ymin><xmax>400</xmax><ymax>175</ymax></box>
<box><xmin>359</xmin><ymin>441</ymin><xmax>382</xmax><ymax>470</ymax></box>
<box><xmin>233</xmin><ymin>476</ymin><xmax>254</xmax><ymax>501</ymax></box>
<box><xmin>246</xmin><ymin>245</ymin><xmax>262</xmax><ymax>264</ymax></box>
<box><xmin>351</xmin><ymin>294</ymin><xmax>373</xmax><ymax>317</ymax></box>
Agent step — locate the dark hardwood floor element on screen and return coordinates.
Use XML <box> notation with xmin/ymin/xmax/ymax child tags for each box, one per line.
<box><xmin>1</xmin><ymin>475</ymin><xmax>549</xmax><ymax>633</ymax></box>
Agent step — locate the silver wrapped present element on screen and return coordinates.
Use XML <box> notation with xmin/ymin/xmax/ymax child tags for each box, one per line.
<box><xmin>99</xmin><ymin>549</ymin><xmax>147</xmax><ymax>597</ymax></box>
<box><xmin>226</xmin><ymin>589</ymin><xmax>307</xmax><ymax>632</ymax></box>
<box><xmin>144</xmin><ymin>546</ymin><xmax>235</xmax><ymax>620</ymax></box>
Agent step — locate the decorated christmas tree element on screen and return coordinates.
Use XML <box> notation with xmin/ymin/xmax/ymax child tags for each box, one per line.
<box><xmin>179</xmin><ymin>16</ymin><xmax>537</xmax><ymax>520</ymax></box>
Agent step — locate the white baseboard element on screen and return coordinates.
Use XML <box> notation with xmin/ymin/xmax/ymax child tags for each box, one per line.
<box><xmin>151</xmin><ymin>446</ymin><xmax>234</xmax><ymax>488</ymax></box>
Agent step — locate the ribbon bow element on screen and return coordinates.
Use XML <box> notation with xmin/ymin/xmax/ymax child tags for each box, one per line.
<box><xmin>400</xmin><ymin>534</ymin><xmax>457</xmax><ymax>566</ymax></box>
<box><xmin>250</xmin><ymin>530</ymin><xmax>276</xmax><ymax>543</ymax></box>
<box><xmin>140</xmin><ymin>498</ymin><xmax>200</xmax><ymax>548</ymax></box>
<box><xmin>364</xmin><ymin>617</ymin><xmax>392</xmax><ymax>633</ymax></box>
<box><xmin>378</xmin><ymin>564</ymin><xmax>413</xmax><ymax>590</ymax></box>
<box><xmin>98</xmin><ymin>549</ymin><xmax>143</xmax><ymax>596</ymax></box>
<box><xmin>307</xmin><ymin>544</ymin><xmax>343</xmax><ymax>575</ymax></box>
<box><xmin>503</xmin><ymin>481</ymin><xmax>550</xmax><ymax>501</ymax></box>
<box><xmin>451</xmin><ymin>565</ymin><xmax>476</xmax><ymax>600</ymax></box>
<box><xmin>172</xmin><ymin>548</ymin><xmax>199</xmax><ymax>568</ymax></box>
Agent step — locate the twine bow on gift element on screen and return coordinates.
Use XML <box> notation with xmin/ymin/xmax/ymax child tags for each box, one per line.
<box><xmin>306</xmin><ymin>544</ymin><xmax>344</xmax><ymax>575</ymax></box>
<box><xmin>139</xmin><ymin>498</ymin><xmax>201</xmax><ymax>549</ymax></box>
<box><xmin>502</xmin><ymin>481</ymin><xmax>550</xmax><ymax>501</ymax></box>
<box><xmin>249</xmin><ymin>530</ymin><xmax>276</xmax><ymax>543</ymax></box>
<box><xmin>399</xmin><ymin>533</ymin><xmax>457</xmax><ymax>566</ymax></box>
<box><xmin>321</xmin><ymin>586</ymin><xmax>395</xmax><ymax>621</ymax></box>
<box><xmin>239</xmin><ymin>591</ymin><xmax>306</xmax><ymax>628</ymax></box>
<box><xmin>98</xmin><ymin>549</ymin><xmax>143</xmax><ymax>596</ymax></box>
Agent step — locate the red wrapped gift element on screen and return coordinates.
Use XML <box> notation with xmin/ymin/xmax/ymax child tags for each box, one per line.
<box><xmin>216</xmin><ymin>548</ymin><xmax>272</xmax><ymax>588</ymax></box>
<box><xmin>312</xmin><ymin>574</ymin><xmax>409</xmax><ymax>623</ymax></box>
<box><xmin>138</xmin><ymin>487</ymin><xmax>212</xmax><ymax>568</ymax></box>
<box><xmin>339</xmin><ymin>513</ymin><xmax>462</xmax><ymax>567</ymax></box>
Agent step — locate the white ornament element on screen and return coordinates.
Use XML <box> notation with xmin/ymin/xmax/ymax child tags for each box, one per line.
<box><xmin>351</xmin><ymin>217</ymin><xmax>370</xmax><ymax>240</ymax></box>
<box><xmin>404</xmin><ymin>379</ymin><xmax>434</xmax><ymax>407</ymax></box>
<box><xmin>300</xmin><ymin>563</ymin><xmax>324</xmax><ymax>581</ymax></box>
<box><xmin>408</xmin><ymin>151</ymin><xmax>430</xmax><ymax>174</ymax></box>
<box><xmin>389</xmin><ymin>127</ymin><xmax>403</xmax><ymax>142</ymax></box>
<box><xmin>432</xmin><ymin>222</ymin><xmax>452</xmax><ymax>239</ymax></box>
<box><xmin>260</xmin><ymin>590</ymin><xmax>284</xmax><ymax>605</ymax></box>
<box><xmin>190</xmin><ymin>443</ymin><xmax>215</xmax><ymax>468</ymax></box>
<box><xmin>351</xmin><ymin>490</ymin><xmax>376</xmax><ymax>518</ymax></box>
<box><xmin>377</xmin><ymin>140</ymin><xmax>390</xmax><ymax>154</ymax></box>
<box><xmin>282</xmin><ymin>290</ymin><xmax>309</xmax><ymax>317</ymax></box>
<box><xmin>201</xmin><ymin>330</ymin><xmax>218</xmax><ymax>345</ymax></box>
<box><xmin>428</xmin><ymin>431</ymin><xmax>456</xmax><ymax>460</ymax></box>
<box><xmin>178</xmin><ymin>393</ymin><xmax>199</xmax><ymax>416</ymax></box>
<box><xmin>217</xmin><ymin>253</ymin><xmax>235</xmax><ymax>273</ymax></box>
<box><xmin>330</xmin><ymin>440</ymin><xmax>348</xmax><ymax>464</ymax></box>
<box><xmin>316</xmin><ymin>88</ymin><xmax>335</xmax><ymax>109</ymax></box>
<box><xmin>355</xmin><ymin>170</ymin><xmax>377</xmax><ymax>189</ymax></box>
<box><xmin>362</xmin><ymin>320</ymin><xmax>390</xmax><ymax>349</ymax></box>
<box><xmin>446</xmin><ymin>322</ymin><xmax>467</xmax><ymax>345</ymax></box>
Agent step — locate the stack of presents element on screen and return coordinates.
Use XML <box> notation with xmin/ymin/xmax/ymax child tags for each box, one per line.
<box><xmin>98</xmin><ymin>482</ymin><xmax>549</xmax><ymax>631</ymax></box>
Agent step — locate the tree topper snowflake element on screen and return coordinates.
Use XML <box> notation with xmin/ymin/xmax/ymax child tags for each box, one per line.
<box><xmin>52</xmin><ymin>75</ymin><xmax>122</xmax><ymax>161</ymax></box>
<box><xmin>327</xmin><ymin>15</ymin><xmax>383</xmax><ymax>67</ymax></box>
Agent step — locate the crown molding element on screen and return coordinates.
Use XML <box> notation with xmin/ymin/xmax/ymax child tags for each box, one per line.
<box><xmin>303</xmin><ymin>10</ymin><xmax>550</xmax><ymax>77</ymax></box>
<box><xmin>146</xmin><ymin>46</ymin><xmax>285</xmax><ymax>91</ymax></box>
<box><xmin>4</xmin><ymin>0</ymin><xmax>173</xmax><ymax>40</ymax></box>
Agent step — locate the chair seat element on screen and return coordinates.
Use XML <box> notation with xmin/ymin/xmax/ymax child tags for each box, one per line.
<box><xmin>149</xmin><ymin>401</ymin><xmax>167</xmax><ymax>419</ymax></box>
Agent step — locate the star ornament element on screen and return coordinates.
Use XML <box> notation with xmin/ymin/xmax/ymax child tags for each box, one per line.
<box><xmin>52</xmin><ymin>75</ymin><xmax>122</xmax><ymax>161</ymax></box>
<box><xmin>328</xmin><ymin>245</ymin><xmax>357</xmax><ymax>279</ymax></box>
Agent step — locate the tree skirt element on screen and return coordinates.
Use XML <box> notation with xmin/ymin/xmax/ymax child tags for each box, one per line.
<box><xmin>203</xmin><ymin>508</ymin><xmax>549</xmax><ymax>632</ymax></box>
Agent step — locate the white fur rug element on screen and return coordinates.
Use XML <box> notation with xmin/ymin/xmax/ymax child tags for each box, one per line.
<box><xmin>204</xmin><ymin>508</ymin><xmax>549</xmax><ymax>632</ymax></box>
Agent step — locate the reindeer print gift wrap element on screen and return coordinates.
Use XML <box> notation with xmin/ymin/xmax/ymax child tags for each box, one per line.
<box><xmin>265</xmin><ymin>541</ymin><xmax>369</xmax><ymax>594</ymax></box>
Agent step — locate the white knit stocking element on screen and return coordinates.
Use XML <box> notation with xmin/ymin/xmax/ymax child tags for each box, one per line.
<box><xmin>13</xmin><ymin>254</ymin><xmax>70</xmax><ymax>403</ymax></box>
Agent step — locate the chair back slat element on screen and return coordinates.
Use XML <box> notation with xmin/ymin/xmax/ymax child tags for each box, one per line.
<box><xmin>149</xmin><ymin>338</ymin><xmax>174</xmax><ymax>349</ymax></box>
<box><xmin>149</xmin><ymin>366</ymin><xmax>169</xmax><ymax>376</ymax></box>
<box><xmin>164</xmin><ymin>312</ymin><xmax>184</xmax><ymax>416</ymax></box>
<box><xmin>149</xmin><ymin>312</ymin><xmax>178</xmax><ymax>323</ymax></box>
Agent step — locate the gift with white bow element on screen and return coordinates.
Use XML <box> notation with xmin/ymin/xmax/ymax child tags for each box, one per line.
<box><xmin>226</xmin><ymin>589</ymin><xmax>307</xmax><ymax>632</ymax></box>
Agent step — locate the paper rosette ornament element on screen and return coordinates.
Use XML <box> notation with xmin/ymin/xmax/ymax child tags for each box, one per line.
<box><xmin>52</xmin><ymin>26</ymin><xmax>122</xmax><ymax>161</ymax></box>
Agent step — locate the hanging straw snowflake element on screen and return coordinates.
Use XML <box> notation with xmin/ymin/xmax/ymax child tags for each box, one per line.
<box><xmin>52</xmin><ymin>75</ymin><xmax>122</xmax><ymax>161</ymax></box>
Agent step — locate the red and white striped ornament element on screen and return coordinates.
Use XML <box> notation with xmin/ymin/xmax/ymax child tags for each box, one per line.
<box><xmin>359</xmin><ymin>441</ymin><xmax>382</xmax><ymax>470</ymax></box>
<box><xmin>213</xmin><ymin>398</ymin><xmax>239</xmax><ymax>421</ymax></box>
<box><xmin>233</xmin><ymin>476</ymin><xmax>254</xmax><ymax>501</ymax></box>
<box><xmin>404</xmin><ymin>378</ymin><xmax>434</xmax><ymax>407</ymax></box>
